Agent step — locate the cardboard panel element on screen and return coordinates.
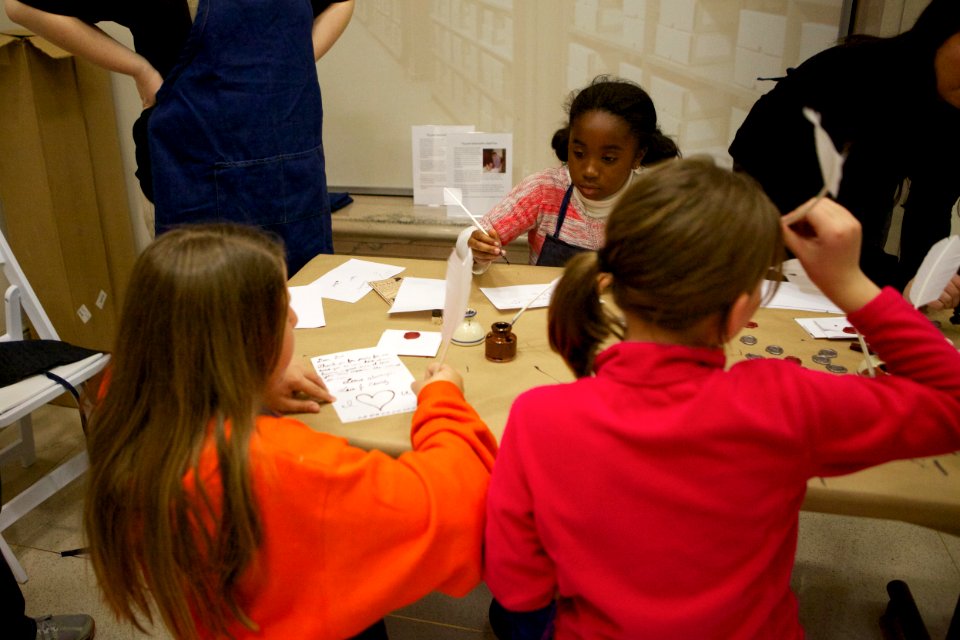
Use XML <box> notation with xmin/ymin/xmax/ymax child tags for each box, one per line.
<box><xmin>0</xmin><ymin>35</ymin><xmax>135</xmax><ymax>352</ymax></box>
<box><xmin>75</xmin><ymin>57</ymin><xmax>137</xmax><ymax>309</ymax></box>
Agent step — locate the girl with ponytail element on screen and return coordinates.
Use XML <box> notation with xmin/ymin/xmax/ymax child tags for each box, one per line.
<box><xmin>484</xmin><ymin>157</ymin><xmax>960</xmax><ymax>639</ymax></box>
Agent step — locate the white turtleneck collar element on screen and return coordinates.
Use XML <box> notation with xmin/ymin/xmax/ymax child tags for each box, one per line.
<box><xmin>570</xmin><ymin>168</ymin><xmax>641</xmax><ymax>220</ymax></box>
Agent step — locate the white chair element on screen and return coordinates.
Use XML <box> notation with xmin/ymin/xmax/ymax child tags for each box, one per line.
<box><xmin>0</xmin><ymin>227</ymin><xmax>110</xmax><ymax>583</ymax></box>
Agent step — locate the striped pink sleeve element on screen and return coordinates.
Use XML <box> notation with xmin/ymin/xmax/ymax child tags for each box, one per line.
<box><xmin>482</xmin><ymin>171</ymin><xmax>556</xmax><ymax>246</ymax></box>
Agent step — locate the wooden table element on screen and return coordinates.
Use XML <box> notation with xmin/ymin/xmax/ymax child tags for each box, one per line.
<box><xmin>290</xmin><ymin>254</ymin><xmax>960</xmax><ymax>535</ymax></box>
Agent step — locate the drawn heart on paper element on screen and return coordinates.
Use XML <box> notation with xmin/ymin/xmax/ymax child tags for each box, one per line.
<box><xmin>355</xmin><ymin>390</ymin><xmax>396</xmax><ymax>412</ymax></box>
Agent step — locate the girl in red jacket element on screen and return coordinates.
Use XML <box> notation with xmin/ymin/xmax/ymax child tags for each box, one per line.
<box><xmin>84</xmin><ymin>224</ymin><xmax>497</xmax><ymax>640</ymax></box>
<box><xmin>484</xmin><ymin>157</ymin><xmax>960</xmax><ymax>639</ymax></box>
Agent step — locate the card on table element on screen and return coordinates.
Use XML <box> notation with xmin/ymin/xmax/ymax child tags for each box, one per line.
<box><xmin>311</xmin><ymin>348</ymin><xmax>417</xmax><ymax>423</ymax></box>
<box><xmin>377</xmin><ymin>330</ymin><xmax>442</xmax><ymax>357</ymax></box>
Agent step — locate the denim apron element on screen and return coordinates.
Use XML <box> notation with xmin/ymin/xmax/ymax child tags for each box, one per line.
<box><xmin>147</xmin><ymin>0</ymin><xmax>332</xmax><ymax>274</ymax></box>
<box><xmin>536</xmin><ymin>186</ymin><xmax>590</xmax><ymax>267</ymax></box>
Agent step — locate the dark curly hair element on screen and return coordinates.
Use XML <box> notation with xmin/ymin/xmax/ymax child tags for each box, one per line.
<box><xmin>550</xmin><ymin>75</ymin><xmax>680</xmax><ymax>166</ymax></box>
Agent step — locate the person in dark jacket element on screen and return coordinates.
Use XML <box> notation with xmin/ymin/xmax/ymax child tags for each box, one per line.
<box><xmin>730</xmin><ymin>0</ymin><xmax>960</xmax><ymax>307</ymax></box>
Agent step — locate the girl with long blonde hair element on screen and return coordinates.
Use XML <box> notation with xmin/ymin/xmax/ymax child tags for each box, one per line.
<box><xmin>85</xmin><ymin>224</ymin><xmax>497</xmax><ymax>639</ymax></box>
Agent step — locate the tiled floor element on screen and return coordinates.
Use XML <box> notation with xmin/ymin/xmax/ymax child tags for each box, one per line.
<box><xmin>2</xmin><ymin>404</ymin><xmax>959</xmax><ymax>639</ymax></box>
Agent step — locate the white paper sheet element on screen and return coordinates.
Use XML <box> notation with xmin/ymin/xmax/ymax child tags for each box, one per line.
<box><xmin>781</xmin><ymin>258</ymin><xmax>824</xmax><ymax>296</ymax></box>
<box><xmin>412</xmin><ymin>125</ymin><xmax>476</xmax><ymax>205</ymax></box>
<box><xmin>480</xmin><ymin>281</ymin><xmax>557</xmax><ymax>310</ymax></box>
<box><xmin>795</xmin><ymin>317</ymin><xmax>855</xmax><ymax>340</ymax></box>
<box><xmin>388</xmin><ymin>277</ymin><xmax>447</xmax><ymax>313</ymax></box>
<box><xmin>310</xmin><ymin>348</ymin><xmax>417</xmax><ymax>423</ymax></box>
<box><xmin>444</xmin><ymin>132</ymin><xmax>513</xmax><ymax>218</ymax></box>
<box><xmin>310</xmin><ymin>259</ymin><xmax>405</xmax><ymax>303</ymax></box>
<box><xmin>762</xmin><ymin>281</ymin><xmax>843</xmax><ymax>314</ymax></box>
<box><xmin>288</xmin><ymin>285</ymin><xmax>326</xmax><ymax>328</ymax></box>
<box><xmin>377</xmin><ymin>330</ymin><xmax>443</xmax><ymax>357</ymax></box>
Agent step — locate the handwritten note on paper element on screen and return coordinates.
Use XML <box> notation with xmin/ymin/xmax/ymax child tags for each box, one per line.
<box><xmin>480</xmin><ymin>282</ymin><xmax>558</xmax><ymax>310</ymax></box>
<box><xmin>312</xmin><ymin>259</ymin><xmax>405</xmax><ymax>303</ymax></box>
<box><xmin>310</xmin><ymin>348</ymin><xmax>417</xmax><ymax>423</ymax></box>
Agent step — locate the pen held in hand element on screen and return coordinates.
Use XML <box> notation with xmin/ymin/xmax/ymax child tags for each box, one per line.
<box><xmin>444</xmin><ymin>187</ymin><xmax>488</xmax><ymax>236</ymax></box>
<box><xmin>444</xmin><ymin>187</ymin><xmax>510</xmax><ymax>264</ymax></box>
<box><xmin>856</xmin><ymin>332</ymin><xmax>875</xmax><ymax>378</ymax></box>
<box><xmin>781</xmin><ymin>184</ymin><xmax>829</xmax><ymax>227</ymax></box>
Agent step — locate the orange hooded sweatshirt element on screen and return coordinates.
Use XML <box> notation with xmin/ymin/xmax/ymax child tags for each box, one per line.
<box><xmin>191</xmin><ymin>380</ymin><xmax>498</xmax><ymax>638</ymax></box>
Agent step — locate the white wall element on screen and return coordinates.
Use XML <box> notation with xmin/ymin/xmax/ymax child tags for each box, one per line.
<box><xmin>1</xmin><ymin>0</ymin><xmax>923</xmax><ymax>225</ymax></box>
<box><xmin>323</xmin><ymin>0</ymin><xmax>850</xmax><ymax>192</ymax></box>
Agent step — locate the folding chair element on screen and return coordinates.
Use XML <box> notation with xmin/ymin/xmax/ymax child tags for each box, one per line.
<box><xmin>0</xmin><ymin>227</ymin><xmax>110</xmax><ymax>583</ymax></box>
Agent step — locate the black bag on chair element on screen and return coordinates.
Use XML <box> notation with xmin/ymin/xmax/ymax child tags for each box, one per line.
<box><xmin>0</xmin><ymin>340</ymin><xmax>102</xmax><ymax>388</ymax></box>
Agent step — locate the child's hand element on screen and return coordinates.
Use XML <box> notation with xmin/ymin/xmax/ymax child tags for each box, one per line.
<box><xmin>469</xmin><ymin>228</ymin><xmax>504</xmax><ymax>264</ymax></box>
<box><xmin>264</xmin><ymin>363</ymin><xmax>335</xmax><ymax>414</ymax></box>
<box><xmin>412</xmin><ymin>363</ymin><xmax>464</xmax><ymax>395</ymax></box>
<box><xmin>782</xmin><ymin>198</ymin><xmax>880</xmax><ymax>313</ymax></box>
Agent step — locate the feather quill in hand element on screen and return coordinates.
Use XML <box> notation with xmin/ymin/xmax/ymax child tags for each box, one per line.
<box><xmin>436</xmin><ymin>244</ymin><xmax>474</xmax><ymax>365</ymax></box>
<box><xmin>444</xmin><ymin>187</ymin><xmax>489</xmax><ymax>235</ymax></box>
<box><xmin>908</xmin><ymin>235</ymin><xmax>960</xmax><ymax>308</ymax></box>
<box><xmin>781</xmin><ymin>108</ymin><xmax>846</xmax><ymax>226</ymax></box>
<box><xmin>444</xmin><ymin>187</ymin><xmax>509</xmax><ymax>264</ymax></box>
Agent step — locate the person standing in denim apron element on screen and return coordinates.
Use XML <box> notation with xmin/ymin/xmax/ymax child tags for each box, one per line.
<box><xmin>468</xmin><ymin>76</ymin><xmax>680</xmax><ymax>270</ymax></box>
<box><xmin>6</xmin><ymin>0</ymin><xmax>354</xmax><ymax>275</ymax></box>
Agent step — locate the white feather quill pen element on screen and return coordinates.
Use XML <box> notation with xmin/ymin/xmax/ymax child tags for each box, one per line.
<box><xmin>509</xmin><ymin>277</ymin><xmax>560</xmax><ymax>328</ymax></box>
<box><xmin>444</xmin><ymin>187</ymin><xmax>489</xmax><ymax>235</ymax></box>
<box><xmin>436</xmin><ymin>242</ymin><xmax>474</xmax><ymax>365</ymax></box>
<box><xmin>805</xmin><ymin>107</ymin><xmax>844</xmax><ymax>197</ymax></box>
<box><xmin>781</xmin><ymin>108</ymin><xmax>846</xmax><ymax>226</ymax></box>
<box><xmin>444</xmin><ymin>187</ymin><xmax>509</xmax><ymax>264</ymax></box>
<box><xmin>908</xmin><ymin>235</ymin><xmax>960</xmax><ymax>308</ymax></box>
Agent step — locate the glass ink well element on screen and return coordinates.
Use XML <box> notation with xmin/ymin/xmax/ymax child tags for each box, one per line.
<box><xmin>485</xmin><ymin>321</ymin><xmax>517</xmax><ymax>362</ymax></box>
<box><xmin>452</xmin><ymin>309</ymin><xmax>485</xmax><ymax>346</ymax></box>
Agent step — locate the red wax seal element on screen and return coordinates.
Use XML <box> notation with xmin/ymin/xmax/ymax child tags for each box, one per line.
<box><xmin>842</xmin><ymin>326</ymin><xmax>857</xmax><ymax>334</ymax></box>
<box><xmin>746</xmin><ymin>321</ymin><xmax>759</xmax><ymax>329</ymax></box>
<box><xmin>403</xmin><ymin>331</ymin><xmax>420</xmax><ymax>340</ymax></box>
